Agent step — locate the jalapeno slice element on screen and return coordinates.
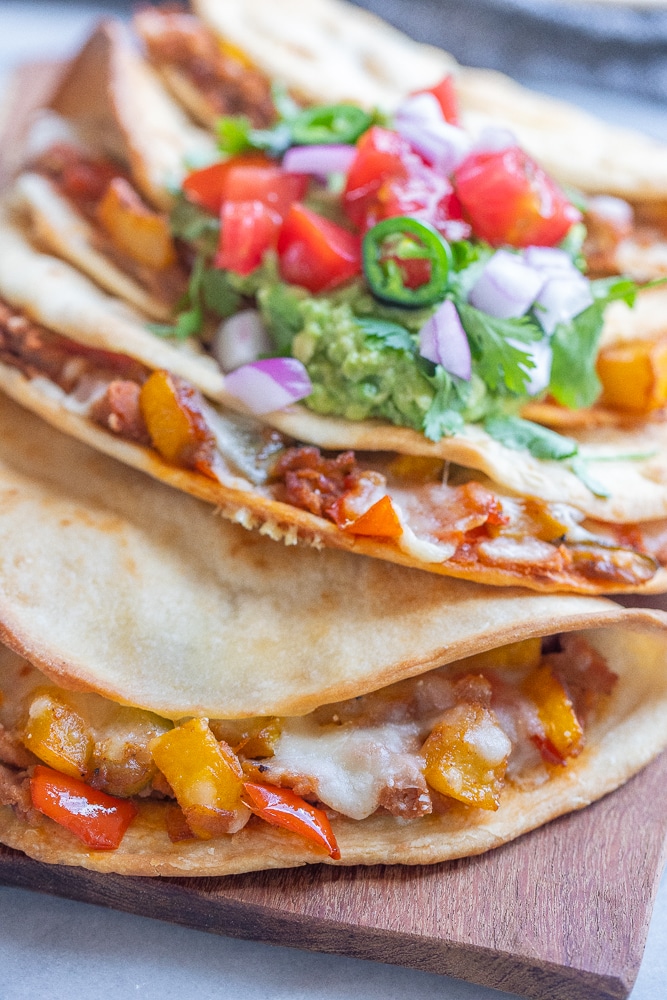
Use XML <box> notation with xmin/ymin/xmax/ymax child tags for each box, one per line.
<box><xmin>362</xmin><ymin>217</ymin><xmax>452</xmax><ymax>307</ymax></box>
<box><xmin>291</xmin><ymin>104</ymin><xmax>373</xmax><ymax>146</ymax></box>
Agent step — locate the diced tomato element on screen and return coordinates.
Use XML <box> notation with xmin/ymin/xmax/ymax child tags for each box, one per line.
<box><xmin>343</xmin><ymin>127</ymin><xmax>414</xmax><ymax>228</ymax></box>
<box><xmin>343</xmin><ymin>126</ymin><xmax>470</xmax><ymax>239</ymax></box>
<box><xmin>277</xmin><ymin>203</ymin><xmax>361</xmax><ymax>292</ymax></box>
<box><xmin>220</xmin><ymin>165</ymin><xmax>308</xmax><ymax>218</ymax></box>
<box><xmin>413</xmin><ymin>75</ymin><xmax>460</xmax><ymax>125</ymax></box>
<box><xmin>184</xmin><ymin>156</ymin><xmax>308</xmax><ymax>218</ymax></box>
<box><xmin>453</xmin><ymin>146</ymin><xmax>581</xmax><ymax>247</ymax></box>
<box><xmin>243</xmin><ymin>782</ymin><xmax>340</xmax><ymax>859</ymax></box>
<box><xmin>343</xmin><ymin>494</ymin><xmax>403</xmax><ymax>539</ymax></box>
<box><xmin>182</xmin><ymin>153</ymin><xmax>271</xmax><ymax>214</ymax></box>
<box><xmin>30</xmin><ymin>765</ymin><xmax>138</xmax><ymax>850</ymax></box>
<box><xmin>215</xmin><ymin>199</ymin><xmax>282</xmax><ymax>275</ymax></box>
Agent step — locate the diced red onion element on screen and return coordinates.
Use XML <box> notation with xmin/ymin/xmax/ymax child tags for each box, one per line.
<box><xmin>211</xmin><ymin>309</ymin><xmax>272</xmax><ymax>373</ymax></box>
<box><xmin>586</xmin><ymin>194</ymin><xmax>634</xmax><ymax>230</ymax></box>
<box><xmin>508</xmin><ymin>337</ymin><xmax>552</xmax><ymax>395</ymax></box>
<box><xmin>472</xmin><ymin>125</ymin><xmax>517</xmax><ymax>154</ymax></box>
<box><xmin>395</xmin><ymin>93</ymin><xmax>471</xmax><ymax>173</ymax></box>
<box><xmin>224</xmin><ymin>358</ymin><xmax>313</xmax><ymax>414</ymax></box>
<box><xmin>533</xmin><ymin>273</ymin><xmax>594</xmax><ymax>336</ymax></box>
<box><xmin>523</xmin><ymin>245</ymin><xmax>577</xmax><ymax>276</ymax></box>
<box><xmin>469</xmin><ymin>250</ymin><xmax>544</xmax><ymax>319</ymax></box>
<box><xmin>419</xmin><ymin>300</ymin><xmax>471</xmax><ymax>380</ymax></box>
<box><xmin>282</xmin><ymin>144</ymin><xmax>356</xmax><ymax>179</ymax></box>
<box><xmin>395</xmin><ymin>93</ymin><xmax>445</xmax><ymax>126</ymax></box>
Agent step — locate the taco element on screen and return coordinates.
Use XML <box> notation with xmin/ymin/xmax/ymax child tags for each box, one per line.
<box><xmin>0</xmin><ymin>391</ymin><xmax>666</xmax><ymax>875</ymax></box>
<box><xmin>8</xmin><ymin>20</ymin><xmax>217</xmax><ymax>322</ymax></box>
<box><xmin>4</xmin><ymin>211</ymin><xmax>667</xmax><ymax>594</ymax></box>
<box><xmin>6</xmin><ymin>10</ymin><xmax>667</xmax><ymax>594</ymax></box>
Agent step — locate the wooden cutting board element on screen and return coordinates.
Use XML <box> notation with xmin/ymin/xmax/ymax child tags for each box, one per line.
<box><xmin>1</xmin><ymin>752</ymin><xmax>666</xmax><ymax>1000</ymax></box>
<box><xmin>1</xmin><ymin>57</ymin><xmax>667</xmax><ymax>1000</ymax></box>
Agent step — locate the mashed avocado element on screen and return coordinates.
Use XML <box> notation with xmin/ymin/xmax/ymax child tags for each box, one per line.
<box><xmin>256</xmin><ymin>276</ymin><xmax>516</xmax><ymax>438</ymax></box>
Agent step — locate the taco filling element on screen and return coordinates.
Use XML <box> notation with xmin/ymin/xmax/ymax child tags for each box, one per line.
<box><xmin>0</xmin><ymin>296</ymin><xmax>661</xmax><ymax>591</ymax></box>
<box><xmin>0</xmin><ymin>635</ymin><xmax>617</xmax><ymax>858</ymax></box>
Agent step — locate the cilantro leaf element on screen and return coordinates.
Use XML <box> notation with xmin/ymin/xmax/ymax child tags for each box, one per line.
<box><xmin>217</xmin><ymin>115</ymin><xmax>253</xmax><ymax>155</ymax></box>
<box><xmin>259</xmin><ymin>283</ymin><xmax>305</xmax><ymax>354</ymax></box>
<box><xmin>549</xmin><ymin>276</ymin><xmax>637</xmax><ymax>410</ymax></box>
<box><xmin>200</xmin><ymin>269</ymin><xmax>241</xmax><ymax>318</ymax></box>
<box><xmin>270</xmin><ymin>81</ymin><xmax>301</xmax><ymax>122</ymax></box>
<box><xmin>457</xmin><ymin>304</ymin><xmax>541</xmax><ymax>395</ymax></box>
<box><xmin>484</xmin><ymin>416</ymin><xmax>578</xmax><ymax>461</ymax></box>
<box><xmin>217</xmin><ymin>114</ymin><xmax>293</xmax><ymax>158</ymax></box>
<box><xmin>147</xmin><ymin>305</ymin><xmax>203</xmax><ymax>341</ymax></box>
<box><xmin>423</xmin><ymin>369</ymin><xmax>465</xmax><ymax>441</ymax></box>
<box><xmin>568</xmin><ymin>456</ymin><xmax>611</xmax><ymax>498</ymax></box>
<box><xmin>447</xmin><ymin>242</ymin><xmax>494</xmax><ymax>302</ymax></box>
<box><xmin>356</xmin><ymin>317</ymin><xmax>415</xmax><ymax>353</ymax></box>
<box><xmin>558</xmin><ymin>222</ymin><xmax>587</xmax><ymax>270</ymax></box>
<box><xmin>170</xmin><ymin>196</ymin><xmax>219</xmax><ymax>255</ymax></box>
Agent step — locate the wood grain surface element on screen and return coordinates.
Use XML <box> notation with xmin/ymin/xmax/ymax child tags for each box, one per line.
<box><xmin>1</xmin><ymin>58</ymin><xmax>667</xmax><ymax>1000</ymax></box>
<box><xmin>2</xmin><ymin>751</ymin><xmax>667</xmax><ymax>1000</ymax></box>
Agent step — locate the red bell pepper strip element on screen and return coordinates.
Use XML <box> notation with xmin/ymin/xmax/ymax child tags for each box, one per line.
<box><xmin>243</xmin><ymin>781</ymin><xmax>341</xmax><ymax>859</ymax></box>
<box><xmin>30</xmin><ymin>765</ymin><xmax>138</xmax><ymax>850</ymax></box>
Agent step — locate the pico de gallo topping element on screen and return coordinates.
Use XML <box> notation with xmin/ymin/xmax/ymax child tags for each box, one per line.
<box><xmin>150</xmin><ymin>74</ymin><xmax>644</xmax><ymax>470</ymax></box>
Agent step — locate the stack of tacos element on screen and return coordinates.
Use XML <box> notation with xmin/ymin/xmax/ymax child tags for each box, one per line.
<box><xmin>1</xmin><ymin>0</ymin><xmax>667</xmax><ymax>876</ymax></box>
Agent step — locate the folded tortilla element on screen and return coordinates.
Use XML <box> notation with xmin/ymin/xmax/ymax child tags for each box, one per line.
<box><xmin>5</xmin><ymin>12</ymin><xmax>667</xmax><ymax>594</ymax></box>
<box><xmin>4</xmin><ymin>211</ymin><xmax>667</xmax><ymax>593</ymax></box>
<box><xmin>0</xmin><ymin>391</ymin><xmax>666</xmax><ymax>875</ymax></box>
<box><xmin>192</xmin><ymin>0</ymin><xmax>667</xmax><ymax>203</ymax></box>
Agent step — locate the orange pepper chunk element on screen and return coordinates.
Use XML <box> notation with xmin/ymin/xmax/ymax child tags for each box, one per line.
<box><xmin>150</xmin><ymin>718</ymin><xmax>245</xmax><ymax>839</ymax></box>
<box><xmin>30</xmin><ymin>765</ymin><xmax>137</xmax><ymax>850</ymax></box>
<box><xmin>597</xmin><ymin>338</ymin><xmax>667</xmax><ymax>413</ymax></box>
<box><xmin>343</xmin><ymin>494</ymin><xmax>402</xmax><ymax>539</ymax></box>
<box><xmin>456</xmin><ymin>637</ymin><xmax>542</xmax><ymax>675</ymax></box>
<box><xmin>243</xmin><ymin>782</ymin><xmax>340</xmax><ymax>859</ymax></box>
<box><xmin>524</xmin><ymin>665</ymin><xmax>584</xmax><ymax>764</ymax></box>
<box><xmin>422</xmin><ymin>703</ymin><xmax>511</xmax><ymax>810</ymax></box>
<box><xmin>97</xmin><ymin>177</ymin><xmax>177</xmax><ymax>270</ymax></box>
<box><xmin>386</xmin><ymin>454</ymin><xmax>445</xmax><ymax>484</ymax></box>
<box><xmin>23</xmin><ymin>690</ymin><xmax>93</xmax><ymax>780</ymax></box>
<box><xmin>139</xmin><ymin>370</ymin><xmax>216</xmax><ymax>475</ymax></box>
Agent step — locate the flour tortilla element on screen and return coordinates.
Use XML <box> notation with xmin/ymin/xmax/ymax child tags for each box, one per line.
<box><xmin>2</xmin><ymin>388</ymin><xmax>657</xmax><ymax>720</ymax></box>
<box><xmin>193</xmin><ymin>0</ymin><xmax>456</xmax><ymax>110</ymax></box>
<box><xmin>1</xmin><ymin>386</ymin><xmax>667</xmax><ymax>875</ymax></box>
<box><xmin>4</xmin><ymin>211</ymin><xmax>667</xmax><ymax>532</ymax></box>
<box><xmin>47</xmin><ymin>21</ymin><xmax>216</xmax><ymax>212</ymax></box>
<box><xmin>9</xmin><ymin>172</ymin><xmax>175</xmax><ymax>322</ymax></box>
<box><xmin>1</xmin><ymin>614</ymin><xmax>667</xmax><ymax>875</ymax></box>
<box><xmin>193</xmin><ymin>0</ymin><xmax>667</xmax><ymax>203</ymax></box>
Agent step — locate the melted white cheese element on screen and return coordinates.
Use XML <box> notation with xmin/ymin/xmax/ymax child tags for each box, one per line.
<box><xmin>267</xmin><ymin>717</ymin><xmax>423</xmax><ymax>820</ymax></box>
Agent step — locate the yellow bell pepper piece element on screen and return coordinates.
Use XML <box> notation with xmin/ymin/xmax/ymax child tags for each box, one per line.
<box><xmin>597</xmin><ymin>338</ymin><xmax>667</xmax><ymax>413</ymax></box>
<box><xmin>386</xmin><ymin>455</ymin><xmax>445</xmax><ymax>483</ymax></box>
<box><xmin>23</xmin><ymin>690</ymin><xmax>93</xmax><ymax>779</ymax></box>
<box><xmin>150</xmin><ymin>718</ymin><xmax>244</xmax><ymax>839</ymax></box>
<box><xmin>422</xmin><ymin>703</ymin><xmax>511</xmax><ymax>811</ymax></box>
<box><xmin>139</xmin><ymin>370</ymin><xmax>215</xmax><ymax>473</ymax></box>
<box><xmin>97</xmin><ymin>177</ymin><xmax>177</xmax><ymax>270</ymax></box>
<box><xmin>523</xmin><ymin>665</ymin><xmax>584</xmax><ymax>763</ymax></box>
<box><xmin>455</xmin><ymin>637</ymin><xmax>543</xmax><ymax>675</ymax></box>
